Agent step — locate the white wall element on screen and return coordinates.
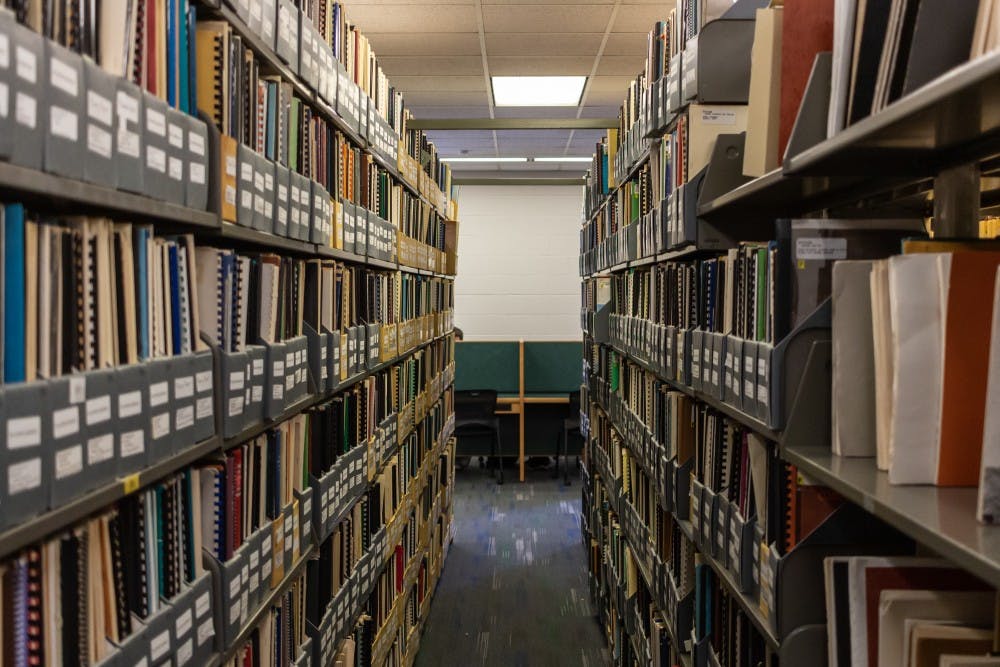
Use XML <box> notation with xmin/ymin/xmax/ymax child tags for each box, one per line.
<box><xmin>453</xmin><ymin>185</ymin><xmax>583</xmax><ymax>341</ymax></box>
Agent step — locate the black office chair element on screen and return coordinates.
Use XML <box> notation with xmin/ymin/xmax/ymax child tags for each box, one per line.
<box><xmin>558</xmin><ymin>391</ymin><xmax>582</xmax><ymax>485</ymax></box>
<box><xmin>455</xmin><ymin>389</ymin><xmax>504</xmax><ymax>484</ymax></box>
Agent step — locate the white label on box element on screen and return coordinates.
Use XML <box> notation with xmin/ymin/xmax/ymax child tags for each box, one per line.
<box><xmin>697</xmin><ymin>108</ymin><xmax>737</xmax><ymax>125</ymax></box>
<box><xmin>261</xmin><ymin>557</ymin><xmax>272</xmax><ymax>580</ymax></box>
<box><xmin>197</xmin><ymin>619</ymin><xmax>213</xmax><ymax>646</ymax></box>
<box><xmin>252</xmin><ymin>358</ymin><xmax>264</xmax><ymax>376</ymax></box>
<box><xmin>285</xmin><ymin>351</ymin><xmax>294</xmax><ymax>368</ymax></box>
<box><xmin>146</xmin><ymin>145</ymin><xmax>166</xmax><ymax>172</ymax></box>
<box><xmin>176</xmin><ymin>638</ymin><xmax>193</xmax><ymax>666</ymax></box>
<box><xmin>241</xmin><ymin>162</ymin><xmax>253</xmax><ymax>182</ymax></box>
<box><xmin>68</xmin><ymin>375</ymin><xmax>87</xmax><ymax>404</ymax></box>
<box><xmin>225</xmin><ymin>184</ymin><xmax>236</xmax><ymax>205</ymax></box>
<box><xmin>150</xmin><ymin>629</ymin><xmax>171</xmax><ymax>661</ymax></box>
<box><xmin>273</xmin><ymin>361</ymin><xmax>284</xmax><ymax>377</ymax></box>
<box><xmin>195</xmin><ymin>370</ymin><xmax>213</xmax><ymax>393</ymax></box>
<box><xmin>196</xmin><ymin>591</ymin><xmax>211</xmax><ymax>617</ymax></box>
<box><xmin>116</xmin><ymin>92</ymin><xmax>138</xmax><ymax>126</ymax></box>
<box><xmin>0</xmin><ymin>34</ymin><xmax>8</xmax><ymax>68</ymax></box>
<box><xmin>50</xmin><ymin>56</ymin><xmax>78</xmax><ymax>95</ymax></box>
<box><xmin>229</xmin><ymin>575</ymin><xmax>241</xmax><ymax>598</ymax></box>
<box><xmin>8</xmin><ymin>458</ymin><xmax>41</xmax><ymax>494</ymax></box>
<box><xmin>169</xmin><ymin>155</ymin><xmax>183</xmax><ymax>180</ymax></box>
<box><xmin>150</xmin><ymin>381</ymin><xmax>169</xmax><ymax>407</ymax></box>
<box><xmin>87</xmin><ymin>90</ymin><xmax>112</xmax><ymax>125</ymax></box>
<box><xmin>253</xmin><ymin>192</ymin><xmax>264</xmax><ymax>214</ymax></box>
<box><xmin>146</xmin><ymin>107</ymin><xmax>166</xmax><ymax>136</ymax></box>
<box><xmin>16</xmin><ymin>92</ymin><xmax>36</xmax><ymax>128</ymax></box>
<box><xmin>254</xmin><ymin>172</ymin><xmax>263</xmax><ymax>192</ymax></box>
<box><xmin>196</xmin><ymin>396</ymin><xmax>213</xmax><ymax>420</ymax></box>
<box><xmin>176</xmin><ymin>608</ymin><xmax>193</xmax><ymax>637</ymax></box>
<box><xmin>55</xmin><ymin>444</ymin><xmax>83</xmax><ymax>479</ymax></box>
<box><xmin>119</xmin><ymin>390</ymin><xmax>142</xmax><ymax>418</ymax></box>
<box><xmin>189</xmin><ymin>130</ymin><xmax>205</xmax><ymax>156</ymax></box>
<box><xmin>168</xmin><ymin>122</ymin><xmax>184</xmax><ymax>148</ymax></box>
<box><xmin>15</xmin><ymin>46</ymin><xmax>35</xmax><ymax>83</ymax></box>
<box><xmin>86</xmin><ymin>394</ymin><xmax>111</xmax><ymax>425</ymax></box>
<box><xmin>151</xmin><ymin>412</ymin><xmax>170</xmax><ymax>439</ymax></box>
<box><xmin>189</xmin><ymin>161</ymin><xmax>206</xmax><ymax>185</ymax></box>
<box><xmin>174</xmin><ymin>375</ymin><xmax>194</xmax><ymax>399</ymax></box>
<box><xmin>50</xmin><ymin>105</ymin><xmax>78</xmax><ymax>141</ymax></box>
<box><xmin>272</xmin><ymin>384</ymin><xmax>283</xmax><ymax>400</ymax></box>
<box><xmin>230</xmin><ymin>370</ymin><xmax>245</xmax><ymax>391</ymax></box>
<box><xmin>117</xmin><ymin>123</ymin><xmax>139</xmax><ymax>157</ymax></box>
<box><xmin>229</xmin><ymin>602</ymin><xmax>240</xmax><ymax>625</ymax></box>
<box><xmin>176</xmin><ymin>406</ymin><xmax>194</xmax><ymax>430</ymax></box>
<box><xmin>225</xmin><ymin>154</ymin><xmax>237</xmax><ymax>177</ymax></box>
<box><xmin>285</xmin><ymin>373</ymin><xmax>293</xmax><ymax>391</ymax></box>
<box><xmin>53</xmin><ymin>405</ymin><xmax>80</xmax><ymax>439</ymax></box>
<box><xmin>87</xmin><ymin>124</ymin><xmax>112</xmax><ymax>158</ymax></box>
<box><xmin>252</xmin><ymin>385</ymin><xmax>263</xmax><ymax>403</ymax></box>
<box><xmin>796</xmin><ymin>237</ymin><xmax>848</xmax><ymax>261</ymax></box>
<box><xmin>120</xmin><ymin>429</ymin><xmax>144</xmax><ymax>457</ymax></box>
<box><xmin>8</xmin><ymin>415</ymin><xmax>41</xmax><ymax>450</ymax></box>
<box><xmin>87</xmin><ymin>434</ymin><xmax>114</xmax><ymax>464</ymax></box>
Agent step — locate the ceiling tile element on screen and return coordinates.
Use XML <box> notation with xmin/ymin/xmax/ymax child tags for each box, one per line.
<box><xmin>344</xmin><ymin>4</ymin><xmax>478</xmax><ymax>32</ymax></box>
<box><xmin>378</xmin><ymin>56</ymin><xmax>484</xmax><ymax>76</ymax></box>
<box><xmin>493</xmin><ymin>106</ymin><xmax>581</xmax><ymax>118</ymax></box>
<box><xmin>611</xmin><ymin>4</ymin><xmax>668</xmax><ymax>32</ymax></box>
<box><xmin>347</xmin><ymin>0</ymin><xmax>473</xmax><ymax>3</ymax></box>
<box><xmin>595</xmin><ymin>54</ymin><xmax>645</xmax><ymax>76</ymax></box>
<box><xmin>482</xmin><ymin>5</ymin><xmax>613</xmax><ymax>33</ymax></box>
<box><xmin>488</xmin><ymin>55</ymin><xmax>594</xmax><ymax>76</ymax></box>
<box><xmin>603</xmin><ymin>32</ymin><xmax>648</xmax><ymax>55</ymax></box>
<box><xmin>578</xmin><ymin>104</ymin><xmax>619</xmax><ymax>119</ymax></box>
<box><xmin>403</xmin><ymin>90</ymin><xmax>490</xmax><ymax>105</ymax></box>
<box><xmin>484</xmin><ymin>32</ymin><xmax>603</xmax><ymax>56</ymax></box>
<box><xmin>389</xmin><ymin>75</ymin><xmax>487</xmax><ymax>92</ymax></box>
<box><xmin>407</xmin><ymin>105</ymin><xmax>492</xmax><ymax>118</ymax></box>
<box><xmin>364</xmin><ymin>32</ymin><xmax>482</xmax><ymax>56</ymax></box>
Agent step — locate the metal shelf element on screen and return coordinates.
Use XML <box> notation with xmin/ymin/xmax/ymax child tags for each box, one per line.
<box><xmin>677</xmin><ymin>518</ymin><xmax>779</xmax><ymax>650</ymax></box>
<box><xmin>203</xmin><ymin>2</ymin><xmax>448</xmax><ymax>217</ymax></box>
<box><xmin>218</xmin><ymin>222</ymin><xmax>319</xmax><ymax>255</ymax></box>
<box><xmin>368</xmin><ymin>256</ymin><xmax>398</xmax><ymax>271</ymax></box>
<box><xmin>785</xmin><ymin>51</ymin><xmax>1000</xmax><ymax>178</ymax></box>
<box><xmin>0</xmin><ymin>161</ymin><xmax>219</xmax><ymax>229</ymax></box>
<box><xmin>783</xmin><ymin>445</ymin><xmax>1000</xmax><ymax>589</ymax></box>
<box><xmin>604</xmin><ymin>341</ymin><xmax>780</xmax><ymax>442</ymax></box>
<box><xmin>211</xmin><ymin>547</ymin><xmax>317</xmax><ymax>666</ymax></box>
<box><xmin>316</xmin><ymin>245</ymin><xmax>369</xmax><ymax>264</ymax></box>
<box><xmin>0</xmin><ymin>435</ymin><xmax>222</xmax><ymax>560</ymax></box>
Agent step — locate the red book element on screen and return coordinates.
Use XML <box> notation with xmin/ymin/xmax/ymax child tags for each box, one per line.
<box><xmin>395</xmin><ymin>545</ymin><xmax>404</xmax><ymax>592</ymax></box>
<box><xmin>144</xmin><ymin>0</ymin><xmax>157</xmax><ymax>95</ymax></box>
<box><xmin>778</xmin><ymin>0</ymin><xmax>835</xmax><ymax>162</ymax></box>
<box><xmin>864</xmin><ymin>564</ymin><xmax>987</xmax><ymax>667</ymax></box>
<box><xmin>232</xmin><ymin>448</ymin><xmax>243</xmax><ymax>551</ymax></box>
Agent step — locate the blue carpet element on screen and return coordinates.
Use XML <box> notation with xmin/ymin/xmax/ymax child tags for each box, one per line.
<box><xmin>415</xmin><ymin>462</ymin><xmax>611</xmax><ymax>667</ymax></box>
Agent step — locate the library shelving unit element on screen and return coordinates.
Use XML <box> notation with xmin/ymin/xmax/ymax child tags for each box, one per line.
<box><xmin>579</xmin><ymin>2</ymin><xmax>1000</xmax><ymax>667</ymax></box>
<box><xmin>0</xmin><ymin>0</ymin><xmax>459</xmax><ymax>664</ymax></box>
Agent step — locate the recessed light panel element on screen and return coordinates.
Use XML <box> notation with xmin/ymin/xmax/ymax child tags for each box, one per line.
<box><xmin>491</xmin><ymin>76</ymin><xmax>586</xmax><ymax>107</ymax></box>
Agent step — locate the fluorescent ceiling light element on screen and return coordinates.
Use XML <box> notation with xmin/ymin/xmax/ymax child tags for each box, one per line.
<box><xmin>534</xmin><ymin>157</ymin><xmax>592</xmax><ymax>163</ymax></box>
<box><xmin>491</xmin><ymin>76</ymin><xmax>586</xmax><ymax>106</ymax></box>
<box><xmin>441</xmin><ymin>157</ymin><xmax>527</xmax><ymax>163</ymax></box>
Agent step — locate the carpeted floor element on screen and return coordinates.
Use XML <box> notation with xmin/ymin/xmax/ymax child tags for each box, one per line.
<box><xmin>415</xmin><ymin>461</ymin><xmax>611</xmax><ymax>667</ymax></box>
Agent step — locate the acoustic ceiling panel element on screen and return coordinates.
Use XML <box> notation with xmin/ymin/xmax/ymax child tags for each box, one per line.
<box><xmin>377</xmin><ymin>55</ymin><xmax>484</xmax><ymax>76</ymax></box>
<box><xmin>482</xmin><ymin>4</ymin><xmax>613</xmax><ymax>33</ymax></box>
<box><xmin>344</xmin><ymin>4</ymin><xmax>478</xmax><ymax>32</ymax></box>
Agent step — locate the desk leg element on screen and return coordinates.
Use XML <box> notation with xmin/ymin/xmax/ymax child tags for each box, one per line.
<box><xmin>519</xmin><ymin>405</ymin><xmax>525</xmax><ymax>482</ymax></box>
